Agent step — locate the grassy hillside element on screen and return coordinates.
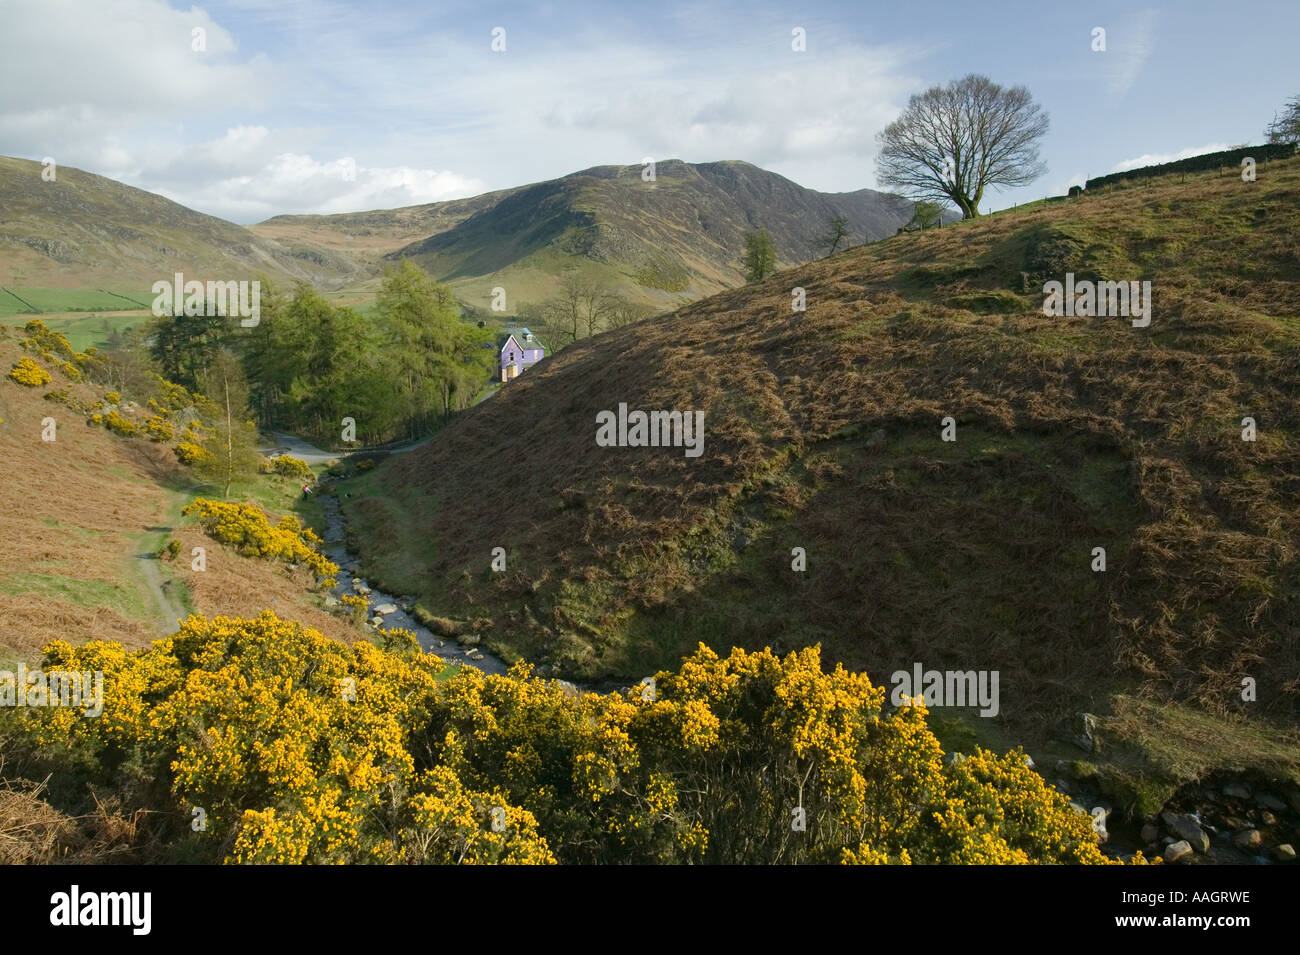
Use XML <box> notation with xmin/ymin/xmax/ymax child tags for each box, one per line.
<box><xmin>344</xmin><ymin>155</ymin><xmax>1300</xmax><ymax>789</ymax></box>
<box><xmin>392</xmin><ymin>159</ymin><xmax>920</xmax><ymax>312</ymax></box>
<box><xmin>0</xmin><ymin>332</ymin><xmax>360</xmax><ymax>668</ymax></box>
<box><xmin>0</xmin><ymin>156</ymin><xmax>360</xmax><ymax>290</ymax></box>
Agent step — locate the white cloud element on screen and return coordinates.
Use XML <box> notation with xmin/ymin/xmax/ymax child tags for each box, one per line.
<box><xmin>1101</xmin><ymin>9</ymin><xmax>1159</xmax><ymax>96</ymax></box>
<box><xmin>1058</xmin><ymin>172</ymin><xmax>1088</xmax><ymax>193</ymax></box>
<box><xmin>1110</xmin><ymin>142</ymin><xmax>1233</xmax><ymax>173</ymax></box>
<box><xmin>0</xmin><ymin>0</ymin><xmax>927</xmax><ymax>220</ymax></box>
<box><xmin>0</xmin><ymin>0</ymin><xmax>270</xmax><ymax>129</ymax></box>
<box><xmin>548</xmin><ymin>42</ymin><xmax>918</xmax><ymax>185</ymax></box>
<box><xmin>139</xmin><ymin>129</ymin><xmax>489</xmax><ymax>221</ymax></box>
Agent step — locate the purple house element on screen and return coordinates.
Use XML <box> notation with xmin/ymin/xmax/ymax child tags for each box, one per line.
<box><xmin>498</xmin><ymin>326</ymin><xmax>544</xmax><ymax>382</ymax></box>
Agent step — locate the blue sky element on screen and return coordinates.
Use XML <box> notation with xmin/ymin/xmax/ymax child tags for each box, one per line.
<box><xmin>1</xmin><ymin>0</ymin><xmax>1295</xmax><ymax>222</ymax></box>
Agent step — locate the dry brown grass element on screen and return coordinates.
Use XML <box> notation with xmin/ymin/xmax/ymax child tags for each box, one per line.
<box><xmin>0</xmin><ymin>339</ymin><xmax>363</xmax><ymax>661</ymax></box>
<box><xmin>168</xmin><ymin>522</ymin><xmax>362</xmax><ymax>646</ymax></box>
<box><xmin>0</xmin><ymin>773</ymin><xmax>145</xmax><ymax>864</ymax></box>
<box><xmin>0</xmin><ymin>345</ymin><xmax>173</xmax><ymax>658</ymax></box>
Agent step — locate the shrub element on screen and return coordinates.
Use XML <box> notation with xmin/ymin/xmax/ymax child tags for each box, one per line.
<box><xmin>339</xmin><ymin>593</ymin><xmax>369</xmax><ymax>625</ymax></box>
<box><xmin>146</xmin><ymin>375</ymin><xmax>195</xmax><ymax>416</ymax></box>
<box><xmin>356</xmin><ymin>459</ymin><xmax>375</xmax><ymax>473</ymax></box>
<box><xmin>182</xmin><ymin>498</ymin><xmax>338</xmax><ymax>587</ymax></box>
<box><xmin>9</xmin><ymin>357</ymin><xmax>50</xmax><ymax>387</ymax></box>
<box><xmin>372</xmin><ymin>627</ymin><xmax>420</xmax><ymax>655</ymax></box>
<box><xmin>266</xmin><ymin>455</ymin><xmax>312</xmax><ymax>480</ymax></box>
<box><xmin>20</xmin><ymin>319</ymin><xmax>79</xmax><ymax>364</ymax></box>
<box><xmin>52</xmin><ymin>358</ymin><xmax>82</xmax><ymax>381</ymax></box>
<box><xmin>175</xmin><ymin>441</ymin><xmax>210</xmax><ymax>466</ymax></box>
<box><xmin>144</xmin><ymin>415</ymin><xmax>174</xmax><ymax>442</ymax></box>
<box><xmin>0</xmin><ymin>622</ymin><xmax>1142</xmax><ymax>865</ymax></box>
<box><xmin>94</xmin><ymin>409</ymin><xmax>138</xmax><ymax>437</ymax></box>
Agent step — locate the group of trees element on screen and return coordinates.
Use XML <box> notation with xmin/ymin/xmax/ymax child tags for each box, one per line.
<box><xmin>135</xmin><ymin>261</ymin><xmax>495</xmax><ymax>449</ymax></box>
<box><xmin>524</xmin><ymin>275</ymin><xmax>657</xmax><ymax>348</ymax></box>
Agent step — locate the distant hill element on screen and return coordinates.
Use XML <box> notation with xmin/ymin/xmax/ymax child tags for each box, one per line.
<box><xmin>0</xmin><ymin>156</ymin><xmax>360</xmax><ymax>290</ymax></box>
<box><xmin>2</xmin><ymin>154</ymin><xmax>925</xmax><ymax>318</ymax></box>
<box><xmin>383</xmin><ymin>159</ymin><xmax>922</xmax><ymax>310</ymax></box>
<box><xmin>343</xmin><ymin>155</ymin><xmax>1300</xmax><ymax>795</ymax></box>
<box><xmin>249</xmin><ymin>186</ymin><xmax>526</xmax><ymax>268</ymax></box>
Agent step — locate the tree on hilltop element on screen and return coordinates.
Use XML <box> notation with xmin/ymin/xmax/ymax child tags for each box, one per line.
<box><xmin>1265</xmin><ymin>95</ymin><xmax>1300</xmax><ymax>144</ymax></box>
<box><xmin>876</xmin><ymin>74</ymin><xmax>1049</xmax><ymax>219</ymax></box>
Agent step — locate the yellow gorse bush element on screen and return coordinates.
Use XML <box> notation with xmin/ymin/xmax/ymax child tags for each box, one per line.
<box><xmin>3</xmin><ymin>617</ymin><xmax>1146</xmax><ymax>865</ymax></box>
<box><xmin>144</xmin><ymin>415</ymin><xmax>174</xmax><ymax>442</ymax></box>
<box><xmin>175</xmin><ymin>441</ymin><xmax>209</xmax><ymax>466</ymax></box>
<box><xmin>89</xmin><ymin>408</ymin><xmax>138</xmax><ymax>437</ymax></box>
<box><xmin>264</xmin><ymin>455</ymin><xmax>312</xmax><ymax>480</ymax></box>
<box><xmin>182</xmin><ymin>499</ymin><xmax>338</xmax><ymax>586</ymax></box>
<box><xmin>9</xmin><ymin>356</ymin><xmax>51</xmax><ymax>387</ymax></box>
<box><xmin>14</xmin><ymin>321</ymin><xmax>92</xmax><ymax>383</ymax></box>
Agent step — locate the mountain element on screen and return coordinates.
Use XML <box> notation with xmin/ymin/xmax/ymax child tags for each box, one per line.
<box><xmin>0</xmin><ymin>156</ymin><xmax>360</xmax><ymax>291</ymax></box>
<box><xmin>381</xmin><ymin>159</ymin><xmax>922</xmax><ymax>309</ymax></box>
<box><xmin>249</xmin><ymin>186</ymin><xmax>526</xmax><ymax>269</ymax></box>
<box><xmin>342</xmin><ymin>154</ymin><xmax>1300</xmax><ymax>794</ymax></box>
<box><xmin>2</xmin><ymin>154</ymin><xmax>922</xmax><ymax>319</ymax></box>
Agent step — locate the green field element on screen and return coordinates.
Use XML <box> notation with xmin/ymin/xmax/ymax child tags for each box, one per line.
<box><xmin>0</xmin><ymin>286</ymin><xmax>153</xmax><ymax>316</ymax></box>
<box><xmin>0</xmin><ymin>286</ymin><xmax>155</xmax><ymax>350</ymax></box>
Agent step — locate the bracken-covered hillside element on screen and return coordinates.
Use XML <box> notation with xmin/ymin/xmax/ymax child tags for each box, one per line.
<box><xmin>346</xmin><ymin>156</ymin><xmax>1300</xmax><ymax>745</ymax></box>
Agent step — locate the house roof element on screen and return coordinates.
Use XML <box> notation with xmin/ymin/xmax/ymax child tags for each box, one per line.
<box><xmin>498</xmin><ymin>328</ymin><xmax>545</xmax><ymax>352</ymax></box>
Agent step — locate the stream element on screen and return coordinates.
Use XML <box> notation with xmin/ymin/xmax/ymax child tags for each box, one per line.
<box><xmin>289</xmin><ymin>440</ymin><xmax>1292</xmax><ymax>865</ymax></box>
<box><xmin>317</xmin><ymin>493</ymin><xmax>509</xmax><ymax>676</ymax></box>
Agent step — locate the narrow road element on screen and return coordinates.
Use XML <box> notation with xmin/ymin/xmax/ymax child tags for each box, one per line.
<box><xmin>263</xmin><ymin>432</ymin><xmax>341</xmax><ymax>466</ymax></box>
<box><xmin>262</xmin><ymin>431</ymin><xmax>435</xmax><ymax>466</ymax></box>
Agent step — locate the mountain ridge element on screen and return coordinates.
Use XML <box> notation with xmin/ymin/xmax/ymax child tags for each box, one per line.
<box><xmin>1</xmin><ymin>154</ymin><xmax>925</xmax><ymax>314</ymax></box>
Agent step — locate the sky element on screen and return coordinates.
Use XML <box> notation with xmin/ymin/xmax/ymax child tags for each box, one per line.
<box><xmin>0</xmin><ymin>0</ymin><xmax>1296</xmax><ymax>223</ymax></box>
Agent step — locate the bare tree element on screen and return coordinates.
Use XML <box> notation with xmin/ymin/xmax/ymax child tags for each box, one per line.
<box><xmin>543</xmin><ymin>275</ymin><xmax>620</xmax><ymax>345</ymax></box>
<box><xmin>195</xmin><ymin>349</ymin><xmax>262</xmax><ymax>499</ymax></box>
<box><xmin>1265</xmin><ymin>95</ymin><xmax>1300</xmax><ymax>144</ymax></box>
<box><xmin>876</xmin><ymin>74</ymin><xmax>1049</xmax><ymax>219</ymax></box>
<box><xmin>606</xmin><ymin>299</ymin><xmax>657</xmax><ymax>330</ymax></box>
<box><xmin>819</xmin><ymin>214</ymin><xmax>851</xmax><ymax>256</ymax></box>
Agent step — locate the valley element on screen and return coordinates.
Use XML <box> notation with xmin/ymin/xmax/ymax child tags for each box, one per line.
<box><xmin>2</xmin><ymin>145</ymin><xmax>1297</xmax><ymax>870</ymax></box>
